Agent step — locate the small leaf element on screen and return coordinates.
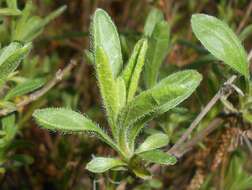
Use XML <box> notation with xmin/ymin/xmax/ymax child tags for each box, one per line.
<box><xmin>139</xmin><ymin>150</ymin><xmax>177</xmax><ymax>165</ymax></box>
<box><xmin>144</xmin><ymin>8</ymin><xmax>164</xmax><ymax>37</ymax></box>
<box><xmin>5</xmin><ymin>78</ymin><xmax>45</xmax><ymax>100</ymax></box>
<box><xmin>32</xmin><ymin>108</ymin><xmax>119</xmax><ymax>152</ymax></box>
<box><xmin>92</xmin><ymin>8</ymin><xmax>123</xmax><ymax>77</ymax></box>
<box><xmin>239</xmin><ymin>24</ymin><xmax>252</xmax><ymax>42</ymax></box>
<box><xmin>191</xmin><ymin>14</ymin><xmax>249</xmax><ymax>78</ymax></box>
<box><xmin>0</xmin><ymin>42</ymin><xmax>32</xmax><ymax>86</ymax></box>
<box><xmin>129</xmin><ymin>156</ymin><xmax>151</xmax><ymax>179</ymax></box>
<box><xmin>135</xmin><ymin>133</ymin><xmax>169</xmax><ymax>154</ymax></box>
<box><xmin>122</xmin><ymin>38</ymin><xmax>148</xmax><ymax>102</ymax></box>
<box><xmin>86</xmin><ymin>157</ymin><xmax>126</xmax><ymax>173</ymax></box>
<box><xmin>0</xmin><ymin>8</ymin><xmax>21</xmax><ymax>16</ymax></box>
<box><xmin>144</xmin><ymin>21</ymin><xmax>170</xmax><ymax>88</ymax></box>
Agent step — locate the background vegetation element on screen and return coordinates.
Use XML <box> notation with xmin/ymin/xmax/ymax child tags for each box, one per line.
<box><xmin>1</xmin><ymin>0</ymin><xmax>252</xmax><ymax>189</ymax></box>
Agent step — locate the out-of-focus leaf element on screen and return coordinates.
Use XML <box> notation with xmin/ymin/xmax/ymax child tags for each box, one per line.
<box><xmin>144</xmin><ymin>8</ymin><xmax>164</xmax><ymax>37</ymax></box>
<box><xmin>139</xmin><ymin>150</ymin><xmax>177</xmax><ymax>165</ymax></box>
<box><xmin>7</xmin><ymin>0</ymin><xmax>18</xmax><ymax>9</ymax></box>
<box><xmin>144</xmin><ymin>21</ymin><xmax>170</xmax><ymax>88</ymax></box>
<box><xmin>91</xmin><ymin>8</ymin><xmax>123</xmax><ymax>77</ymax></box>
<box><xmin>122</xmin><ymin>39</ymin><xmax>148</xmax><ymax>102</ymax></box>
<box><xmin>12</xmin><ymin>2</ymin><xmax>66</xmax><ymax>42</ymax></box>
<box><xmin>191</xmin><ymin>14</ymin><xmax>249</xmax><ymax>78</ymax></box>
<box><xmin>0</xmin><ymin>42</ymin><xmax>31</xmax><ymax>86</ymax></box>
<box><xmin>239</xmin><ymin>24</ymin><xmax>252</xmax><ymax>42</ymax></box>
<box><xmin>135</xmin><ymin>133</ymin><xmax>169</xmax><ymax>154</ymax></box>
<box><xmin>0</xmin><ymin>8</ymin><xmax>21</xmax><ymax>16</ymax></box>
<box><xmin>5</xmin><ymin>78</ymin><xmax>45</xmax><ymax>100</ymax></box>
<box><xmin>86</xmin><ymin>157</ymin><xmax>126</xmax><ymax>173</ymax></box>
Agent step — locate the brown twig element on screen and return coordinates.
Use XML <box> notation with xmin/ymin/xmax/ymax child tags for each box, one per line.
<box><xmin>168</xmin><ymin>75</ymin><xmax>237</xmax><ymax>155</ymax></box>
<box><xmin>0</xmin><ymin>60</ymin><xmax>77</xmax><ymax>117</ymax></box>
<box><xmin>236</xmin><ymin>1</ymin><xmax>252</xmax><ymax>34</ymax></box>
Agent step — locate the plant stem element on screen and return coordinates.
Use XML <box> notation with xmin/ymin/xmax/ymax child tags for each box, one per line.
<box><xmin>0</xmin><ymin>60</ymin><xmax>77</xmax><ymax>117</ymax></box>
<box><xmin>169</xmin><ymin>75</ymin><xmax>237</xmax><ymax>155</ymax></box>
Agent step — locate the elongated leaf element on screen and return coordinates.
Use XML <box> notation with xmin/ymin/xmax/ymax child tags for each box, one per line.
<box><xmin>95</xmin><ymin>47</ymin><xmax>119</xmax><ymax>136</ymax></box>
<box><xmin>191</xmin><ymin>14</ymin><xmax>249</xmax><ymax>78</ymax></box>
<box><xmin>32</xmin><ymin>108</ymin><xmax>119</xmax><ymax>152</ymax></box>
<box><xmin>144</xmin><ymin>8</ymin><xmax>164</xmax><ymax>37</ymax></box>
<box><xmin>0</xmin><ymin>42</ymin><xmax>31</xmax><ymax>86</ymax></box>
<box><xmin>122</xmin><ymin>39</ymin><xmax>148</xmax><ymax>102</ymax></box>
<box><xmin>139</xmin><ymin>150</ymin><xmax>177</xmax><ymax>165</ymax></box>
<box><xmin>4</xmin><ymin>78</ymin><xmax>45</xmax><ymax>100</ymax></box>
<box><xmin>92</xmin><ymin>9</ymin><xmax>123</xmax><ymax>77</ymax></box>
<box><xmin>86</xmin><ymin>157</ymin><xmax>126</xmax><ymax>173</ymax></box>
<box><xmin>119</xmin><ymin>70</ymin><xmax>201</xmax><ymax>153</ymax></box>
<box><xmin>239</xmin><ymin>24</ymin><xmax>252</xmax><ymax>42</ymax></box>
<box><xmin>0</xmin><ymin>8</ymin><xmax>21</xmax><ymax>16</ymax></box>
<box><xmin>144</xmin><ymin>21</ymin><xmax>170</xmax><ymax>88</ymax></box>
<box><xmin>135</xmin><ymin>133</ymin><xmax>169</xmax><ymax>154</ymax></box>
<box><xmin>7</xmin><ymin>0</ymin><xmax>18</xmax><ymax>9</ymax></box>
<box><xmin>119</xmin><ymin>70</ymin><xmax>202</xmax><ymax>128</ymax></box>
<box><xmin>12</xmin><ymin>2</ymin><xmax>66</xmax><ymax>42</ymax></box>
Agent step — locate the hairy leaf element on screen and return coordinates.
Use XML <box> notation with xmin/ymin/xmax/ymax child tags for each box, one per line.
<box><xmin>119</xmin><ymin>70</ymin><xmax>202</xmax><ymax>128</ymax></box>
<box><xmin>144</xmin><ymin>21</ymin><xmax>170</xmax><ymax>88</ymax></box>
<box><xmin>86</xmin><ymin>157</ymin><xmax>126</xmax><ymax>173</ymax></box>
<box><xmin>144</xmin><ymin>8</ymin><xmax>164</xmax><ymax>37</ymax></box>
<box><xmin>191</xmin><ymin>14</ymin><xmax>249</xmax><ymax>78</ymax></box>
<box><xmin>95</xmin><ymin>47</ymin><xmax>119</xmax><ymax>136</ymax></box>
<box><xmin>135</xmin><ymin>133</ymin><xmax>169</xmax><ymax>154</ymax></box>
<box><xmin>122</xmin><ymin>39</ymin><xmax>148</xmax><ymax>102</ymax></box>
<box><xmin>92</xmin><ymin>8</ymin><xmax>123</xmax><ymax>77</ymax></box>
<box><xmin>5</xmin><ymin>78</ymin><xmax>45</xmax><ymax>100</ymax></box>
<box><xmin>119</xmin><ymin>70</ymin><xmax>201</xmax><ymax>154</ymax></box>
<box><xmin>32</xmin><ymin>108</ymin><xmax>119</xmax><ymax>152</ymax></box>
<box><xmin>139</xmin><ymin>150</ymin><xmax>177</xmax><ymax>165</ymax></box>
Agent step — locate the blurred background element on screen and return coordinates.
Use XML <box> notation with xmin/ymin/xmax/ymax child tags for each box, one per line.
<box><xmin>1</xmin><ymin>0</ymin><xmax>252</xmax><ymax>189</ymax></box>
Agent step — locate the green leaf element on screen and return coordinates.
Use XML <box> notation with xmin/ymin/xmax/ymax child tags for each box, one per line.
<box><xmin>191</xmin><ymin>14</ymin><xmax>249</xmax><ymax>78</ymax></box>
<box><xmin>32</xmin><ymin>108</ymin><xmax>119</xmax><ymax>152</ymax></box>
<box><xmin>0</xmin><ymin>8</ymin><xmax>21</xmax><ymax>16</ymax></box>
<box><xmin>122</xmin><ymin>39</ymin><xmax>148</xmax><ymax>102</ymax></box>
<box><xmin>7</xmin><ymin>0</ymin><xmax>18</xmax><ymax>9</ymax></box>
<box><xmin>119</xmin><ymin>70</ymin><xmax>201</xmax><ymax>154</ymax></box>
<box><xmin>135</xmin><ymin>133</ymin><xmax>169</xmax><ymax>154</ymax></box>
<box><xmin>0</xmin><ymin>42</ymin><xmax>32</xmax><ymax>86</ymax></box>
<box><xmin>144</xmin><ymin>21</ymin><xmax>170</xmax><ymax>88</ymax></box>
<box><xmin>239</xmin><ymin>24</ymin><xmax>252</xmax><ymax>42</ymax></box>
<box><xmin>139</xmin><ymin>150</ymin><xmax>177</xmax><ymax>165</ymax></box>
<box><xmin>86</xmin><ymin>157</ymin><xmax>126</xmax><ymax>173</ymax></box>
<box><xmin>4</xmin><ymin>78</ymin><xmax>45</xmax><ymax>100</ymax></box>
<box><xmin>92</xmin><ymin>8</ymin><xmax>123</xmax><ymax>77</ymax></box>
<box><xmin>95</xmin><ymin>47</ymin><xmax>119</xmax><ymax>136</ymax></box>
<box><xmin>129</xmin><ymin>156</ymin><xmax>151</xmax><ymax>179</ymax></box>
<box><xmin>119</xmin><ymin>70</ymin><xmax>202</xmax><ymax>128</ymax></box>
<box><xmin>144</xmin><ymin>8</ymin><xmax>164</xmax><ymax>37</ymax></box>
<box><xmin>12</xmin><ymin>2</ymin><xmax>66</xmax><ymax>42</ymax></box>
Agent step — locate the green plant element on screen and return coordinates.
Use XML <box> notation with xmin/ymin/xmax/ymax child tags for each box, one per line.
<box><xmin>0</xmin><ymin>0</ymin><xmax>65</xmax><ymax>174</ymax></box>
<box><xmin>33</xmin><ymin>8</ymin><xmax>202</xmax><ymax>179</ymax></box>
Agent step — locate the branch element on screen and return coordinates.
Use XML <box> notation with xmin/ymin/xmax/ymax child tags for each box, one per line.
<box><xmin>168</xmin><ymin>75</ymin><xmax>237</xmax><ymax>155</ymax></box>
<box><xmin>0</xmin><ymin>60</ymin><xmax>77</xmax><ymax>117</ymax></box>
<box><xmin>236</xmin><ymin>1</ymin><xmax>252</xmax><ymax>34</ymax></box>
